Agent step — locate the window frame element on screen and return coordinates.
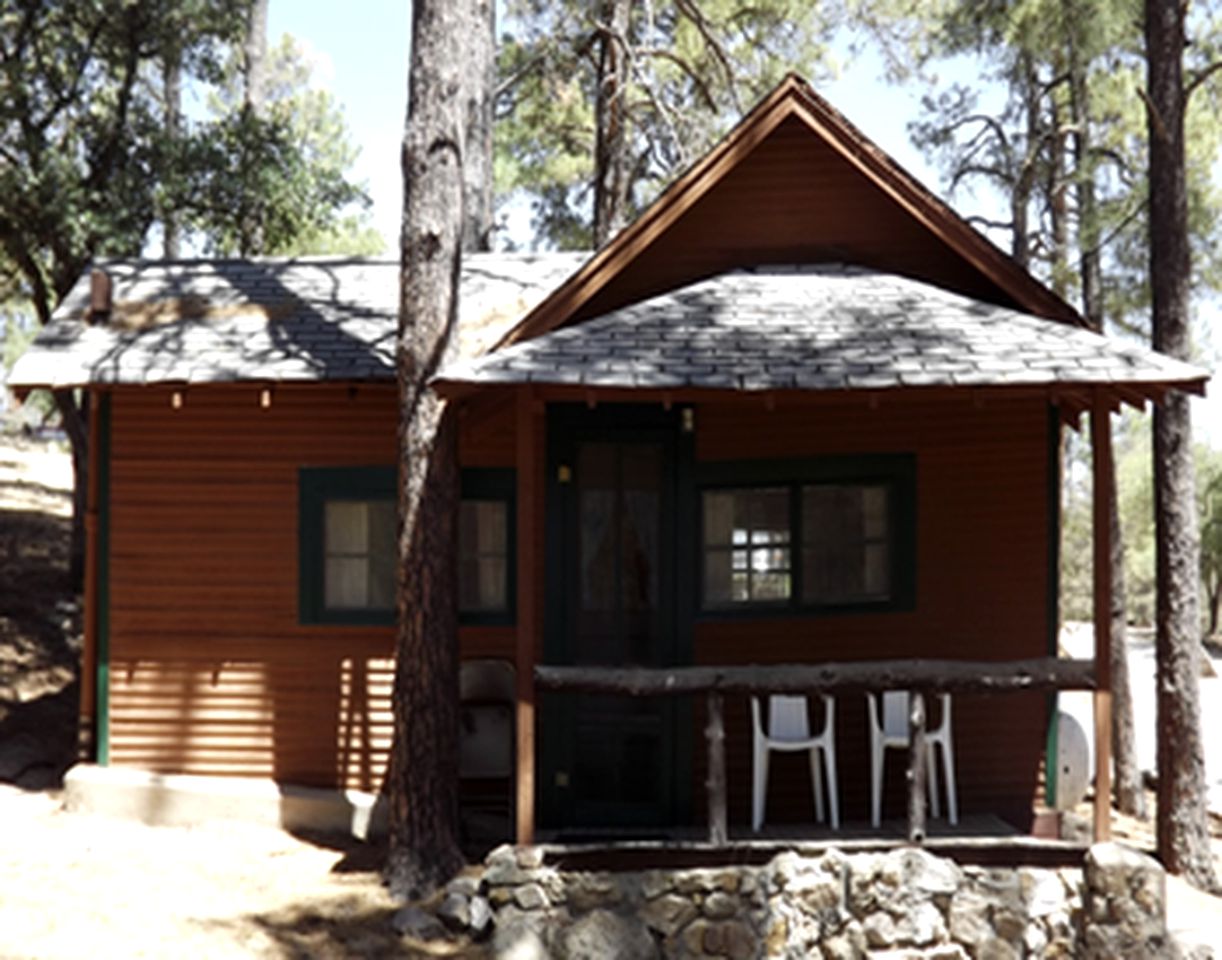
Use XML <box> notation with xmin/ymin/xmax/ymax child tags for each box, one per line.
<box><xmin>459</xmin><ymin>468</ymin><xmax>516</xmax><ymax>626</ymax></box>
<box><xmin>696</xmin><ymin>454</ymin><xmax>916</xmax><ymax>618</ymax></box>
<box><xmin>299</xmin><ymin>465</ymin><xmax>397</xmax><ymax>626</ymax></box>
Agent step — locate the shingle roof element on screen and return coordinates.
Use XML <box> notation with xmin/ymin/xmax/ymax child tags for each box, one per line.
<box><xmin>435</xmin><ymin>265</ymin><xmax>1208</xmax><ymax>395</ymax></box>
<box><xmin>7</xmin><ymin>254</ymin><xmax>586</xmax><ymax>389</ymax></box>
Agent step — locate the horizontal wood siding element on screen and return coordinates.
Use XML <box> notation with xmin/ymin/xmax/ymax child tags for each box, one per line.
<box><xmin>106</xmin><ymin>383</ymin><xmax>518</xmax><ymax>790</ymax></box>
<box><xmin>690</xmin><ymin>395</ymin><xmax>1050</xmax><ymax>829</ymax></box>
<box><xmin>572</xmin><ymin>116</ymin><xmax>1021</xmax><ymax>328</ymax></box>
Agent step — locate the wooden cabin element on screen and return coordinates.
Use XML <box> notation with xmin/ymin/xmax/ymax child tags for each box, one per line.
<box><xmin>9</xmin><ymin>76</ymin><xmax>1207</xmax><ymax>844</ymax></box>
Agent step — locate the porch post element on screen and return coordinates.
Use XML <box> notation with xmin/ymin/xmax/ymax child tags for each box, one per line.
<box><xmin>1090</xmin><ymin>395</ymin><xmax>1114</xmax><ymax>842</ymax></box>
<box><xmin>515</xmin><ymin>387</ymin><xmax>539</xmax><ymax>845</ymax></box>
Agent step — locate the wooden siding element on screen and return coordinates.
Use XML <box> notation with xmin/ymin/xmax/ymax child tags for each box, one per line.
<box><xmin>689</xmin><ymin>394</ymin><xmax>1051</xmax><ymax>829</ymax></box>
<box><xmin>105</xmin><ymin>383</ymin><xmax>518</xmax><ymax>790</ymax></box>
<box><xmin>567</xmin><ymin>117</ymin><xmax>1031</xmax><ymax>331</ymax></box>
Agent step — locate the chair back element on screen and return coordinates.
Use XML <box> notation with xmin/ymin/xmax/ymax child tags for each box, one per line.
<box><xmin>459</xmin><ymin>659</ymin><xmax>515</xmax><ymax>779</ymax></box>
<box><xmin>767</xmin><ymin>695</ymin><xmax>811</xmax><ymax>742</ymax></box>
<box><xmin>881</xmin><ymin>691</ymin><xmax>910</xmax><ymax>739</ymax></box>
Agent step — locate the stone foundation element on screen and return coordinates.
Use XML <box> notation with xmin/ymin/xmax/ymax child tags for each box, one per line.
<box><xmin>429</xmin><ymin>842</ymin><xmax>1173</xmax><ymax>958</ymax></box>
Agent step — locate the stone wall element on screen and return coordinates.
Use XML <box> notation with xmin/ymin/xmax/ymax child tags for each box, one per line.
<box><xmin>427</xmin><ymin>842</ymin><xmax>1172</xmax><ymax>959</ymax></box>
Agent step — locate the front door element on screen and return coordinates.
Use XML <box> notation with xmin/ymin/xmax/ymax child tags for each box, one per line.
<box><xmin>544</xmin><ymin>411</ymin><xmax>684</xmax><ymax>831</ymax></box>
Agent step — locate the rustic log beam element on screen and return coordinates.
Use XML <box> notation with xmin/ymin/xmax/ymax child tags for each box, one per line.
<box><xmin>706</xmin><ymin>691</ymin><xmax>728</xmax><ymax>846</ymax></box>
<box><xmin>1091</xmin><ymin>397</ymin><xmax>1114</xmax><ymax>843</ymax></box>
<box><xmin>534</xmin><ymin>658</ymin><xmax>1097</xmax><ymax>697</ymax></box>
<box><xmin>907</xmin><ymin>691</ymin><xmax>927</xmax><ymax>845</ymax></box>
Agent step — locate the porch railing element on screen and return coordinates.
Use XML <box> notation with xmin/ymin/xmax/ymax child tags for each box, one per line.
<box><xmin>535</xmin><ymin>658</ymin><xmax>1097</xmax><ymax>845</ymax></box>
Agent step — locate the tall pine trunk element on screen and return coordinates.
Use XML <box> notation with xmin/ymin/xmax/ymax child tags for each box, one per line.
<box><xmin>386</xmin><ymin>0</ymin><xmax>484</xmax><ymax>899</ymax></box>
<box><xmin>593</xmin><ymin>0</ymin><xmax>632</xmax><ymax>248</ymax></box>
<box><xmin>1145</xmin><ymin>0</ymin><xmax>1217</xmax><ymax>890</ymax></box>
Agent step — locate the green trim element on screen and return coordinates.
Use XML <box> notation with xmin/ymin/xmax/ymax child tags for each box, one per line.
<box><xmin>96</xmin><ymin>393</ymin><xmax>111</xmax><ymax>766</ymax></box>
<box><xmin>1045</xmin><ymin>406</ymin><xmax>1061</xmax><ymax>805</ymax></box>
<box><xmin>459</xmin><ymin>468</ymin><xmax>517</xmax><ymax>626</ymax></box>
<box><xmin>695</xmin><ymin>454</ymin><xmax>917</xmax><ymax>617</ymax></box>
<box><xmin>298</xmin><ymin>466</ymin><xmax>396</xmax><ymax>626</ymax></box>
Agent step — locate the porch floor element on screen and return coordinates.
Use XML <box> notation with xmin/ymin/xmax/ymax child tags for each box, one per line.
<box><xmin>535</xmin><ymin>814</ymin><xmax>1089</xmax><ymax>871</ymax></box>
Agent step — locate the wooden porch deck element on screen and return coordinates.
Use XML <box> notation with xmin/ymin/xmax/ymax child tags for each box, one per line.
<box><xmin>534</xmin><ymin>814</ymin><xmax>1090</xmax><ymax>871</ymax></box>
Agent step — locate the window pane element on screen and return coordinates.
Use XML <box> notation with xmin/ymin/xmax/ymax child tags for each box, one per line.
<box><xmin>366</xmin><ymin>501</ymin><xmax>396</xmax><ymax>609</ymax></box>
<box><xmin>326</xmin><ymin>556</ymin><xmax>369</xmax><ymax>608</ymax></box>
<box><xmin>702</xmin><ymin>489</ymin><xmax>790</xmax><ymax>606</ymax></box>
<box><xmin>459</xmin><ymin>499</ymin><xmax>509</xmax><ymax>614</ymax></box>
<box><xmin>326</xmin><ymin>501</ymin><xmax>368</xmax><ymax>554</ymax></box>
<box><xmin>802</xmin><ymin>484</ymin><xmax>891</xmax><ymax>603</ymax></box>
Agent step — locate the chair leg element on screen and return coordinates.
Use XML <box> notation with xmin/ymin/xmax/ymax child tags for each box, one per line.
<box><xmin>752</xmin><ymin>747</ymin><xmax>768</xmax><ymax>832</ymax></box>
<box><xmin>942</xmin><ymin>739</ymin><xmax>959</xmax><ymax>826</ymax></box>
<box><xmin>823</xmin><ymin>745</ymin><xmax>840</xmax><ymax>830</ymax></box>
<box><xmin>871</xmin><ymin>742</ymin><xmax>884</xmax><ymax>828</ymax></box>
<box><xmin>810</xmin><ymin>747</ymin><xmax>824</xmax><ymax>824</ymax></box>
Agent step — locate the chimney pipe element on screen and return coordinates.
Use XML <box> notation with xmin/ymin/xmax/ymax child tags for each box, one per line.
<box><xmin>89</xmin><ymin>269</ymin><xmax>112</xmax><ymax>324</ymax></box>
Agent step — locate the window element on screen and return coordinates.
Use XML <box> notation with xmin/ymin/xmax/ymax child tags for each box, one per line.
<box><xmin>698</xmin><ymin>456</ymin><xmax>914</xmax><ymax>614</ymax></box>
<box><xmin>459</xmin><ymin>469</ymin><xmax>515</xmax><ymax>623</ymax></box>
<box><xmin>300</xmin><ymin>467</ymin><xmax>396</xmax><ymax>624</ymax></box>
<box><xmin>300</xmin><ymin>466</ymin><xmax>516</xmax><ymax>625</ymax></box>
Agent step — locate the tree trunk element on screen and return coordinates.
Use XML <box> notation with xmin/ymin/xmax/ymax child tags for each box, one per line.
<box><xmin>239</xmin><ymin>0</ymin><xmax>269</xmax><ymax>256</ymax></box>
<box><xmin>162</xmin><ymin>44</ymin><xmax>182</xmax><ymax>260</ymax></box>
<box><xmin>593</xmin><ymin>0</ymin><xmax>632</xmax><ymax>248</ymax></box>
<box><xmin>1064</xmin><ymin>5</ymin><xmax>1144</xmax><ymax>818</ymax></box>
<box><xmin>243</xmin><ymin>0</ymin><xmax>268</xmax><ymax>114</ymax></box>
<box><xmin>1145</xmin><ymin>0</ymin><xmax>1217</xmax><ymax>891</ymax></box>
<box><xmin>462</xmin><ymin>0</ymin><xmax>495</xmax><ymax>252</ymax></box>
<box><xmin>386</xmin><ymin>0</ymin><xmax>482</xmax><ymax>900</ymax></box>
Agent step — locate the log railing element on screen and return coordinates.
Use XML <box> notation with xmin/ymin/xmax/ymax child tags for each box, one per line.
<box><xmin>535</xmin><ymin>658</ymin><xmax>1097</xmax><ymax>845</ymax></box>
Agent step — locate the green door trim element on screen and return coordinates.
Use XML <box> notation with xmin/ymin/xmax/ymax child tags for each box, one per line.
<box><xmin>541</xmin><ymin>403</ymin><xmax>693</xmax><ymax>831</ymax></box>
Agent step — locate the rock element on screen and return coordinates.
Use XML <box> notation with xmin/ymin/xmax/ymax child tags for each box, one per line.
<box><xmin>947</xmin><ymin>889</ymin><xmax>992</xmax><ymax>948</ymax></box>
<box><xmin>566</xmin><ymin>873</ymin><xmax>622</xmax><ymax>912</ymax></box>
<box><xmin>469</xmin><ymin>895</ymin><xmax>493</xmax><ymax>937</ymax></box>
<box><xmin>702</xmin><ymin>920</ymin><xmax>755</xmax><ymax>960</ymax></box>
<box><xmin>704</xmin><ymin>890</ymin><xmax>741</xmax><ymax>920</ymax></box>
<box><xmin>514</xmin><ymin>883</ymin><xmax>549</xmax><ymax>911</ymax></box>
<box><xmin>640</xmin><ymin>893</ymin><xmax>698</xmax><ymax>937</ymax></box>
<box><xmin>493</xmin><ymin>915</ymin><xmax>548</xmax><ymax>960</ymax></box>
<box><xmin>1020</xmin><ymin>868</ymin><xmax>1067</xmax><ymax>919</ymax></box>
<box><xmin>447</xmin><ymin>873</ymin><xmax>481</xmax><ymax>898</ymax></box>
<box><xmin>897</xmin><ymin>900</ymin><xmax>945</xmax><ymax>946</ymax></box>
<box><xmin>437</xmin><ymin>892</ymin><xmax>470</xmax><ymax>931</ymax></box>
<box><xmin>820</xmin><ymin>923</ymin><xmax>867</xmax><ymax>960</ymax></box>
<box><xmin>863</xmin><ymin>910</ymin><xmax>898</xmax><ymax>948</ymax></box>
<box><xmin>764</xmin><ymin>915</ymin><xmax>789</xmax><ymax>957</ymax></box>
<box><xmin>517</xmin><ymin>846</ymin><xmax>546</xmax><ymax>869</ymax></box>
<box><xmin>897</xmin><ymin>848</ymin><xmax>962</xmax><ymax>897</ymax></box>
<box><xmin>558</xmin><ymin>909</ymin><xmax>657</xmax><ymax>960</ymax></box>
<box><xmin>976</xmin><ymin>939</ymin><xmax>1019</xmax><ymax>960</ymax></box>
<box><xmin>392</xmin><ymin>905</ymin><xmax>445</xmax><ymax>941</ymax></box>
<box><xmin>1083</xmin><ymin>842</ymin><xmax>1169</xmax><ymax>959</ymax></box>
<box><xmin>641</xmin><ymin>870</ymin><xmax>675</xmax><ymax>899</ymax></box>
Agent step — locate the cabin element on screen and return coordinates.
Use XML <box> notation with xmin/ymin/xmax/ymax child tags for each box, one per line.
<box><xmin>8</xmin><ymin>76</ymin><xmax>1208</xmax><ymax>847</ymax></box>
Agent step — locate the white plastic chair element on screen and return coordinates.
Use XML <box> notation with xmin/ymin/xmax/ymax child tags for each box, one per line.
<box><xmin>751</xmin><ymin>694</ymin><xmax>839</xmax><ymax>831</ymax></box>
<box><xmin>867</xmin><ymin>691</ymin><xmax>957</xmax><ymax>827</ymax></box>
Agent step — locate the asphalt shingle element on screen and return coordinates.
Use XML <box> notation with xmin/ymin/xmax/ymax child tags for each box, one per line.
<box><xmin>435</xmin><ymin>265</ymin><xmax>1208</xmax><ymax>395</ymax></box>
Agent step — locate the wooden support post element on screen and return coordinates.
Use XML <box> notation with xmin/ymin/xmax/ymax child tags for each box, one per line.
<box><xmin>515</xmin><ymin>388</ymin><xmax>538</xmax><ymax>845</ymax></box>
<box><xmin>906</xmin><ymin>691</ymin><xmax>927</xmax><ymax>844</ymax></box>
<box><xmin>80</xmin><ymin>390</ymin><xmax>100</xmax><ymax>741</ymax></box>
<box><xmin>705</xmin><ymin>691</ymin><xmax>728</xmax><ymax>845</ymax></box>
<box><xmin>1090</xmin><ymin>398</ymin><xmax>1114</xmax><ymax>843</ymax></box>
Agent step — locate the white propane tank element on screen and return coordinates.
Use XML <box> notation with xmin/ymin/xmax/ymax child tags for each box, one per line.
<box><xmin>1053</xmin><ymin>710</ymin><xmax>1091</xmax><ymax>811</ymax></box>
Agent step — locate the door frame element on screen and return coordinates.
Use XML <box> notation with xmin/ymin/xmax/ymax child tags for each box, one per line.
<box><xmin>540</xmin><ymin>403</ymin><xmax>695</xmax><ymax>831</ymax></box>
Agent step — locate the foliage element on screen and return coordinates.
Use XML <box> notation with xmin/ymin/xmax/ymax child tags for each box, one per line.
<box><xmin>495</xmin><ymin>1</ymin><xmax>847</xmax><ymax>248</ymax></box>
<box><xmin>186</xmin><ymin>35</ymin><xmax>379</xmax><ymax>256</ymax></box>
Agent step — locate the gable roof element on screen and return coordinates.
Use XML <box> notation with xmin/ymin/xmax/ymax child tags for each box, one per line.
<box><xmin>495</xmin><ymin>74</ymin><xmax>1081</xmax><ymax>351</ymax></box>
<box><xmin>435</xmin><ymin>265</ymin><xmax>1206</xmax><ymax>401</ymax></box>
<box><xmin>7</xmin><ymin>254</ymin><xmax>585</xmax><ymax>391</ymax></box>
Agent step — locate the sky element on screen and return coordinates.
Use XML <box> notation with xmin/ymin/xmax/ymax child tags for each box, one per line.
<box><xmin>266</xmin><ymin>3</ymin><xmax>1222</xmax><ymax>442</ymax></box>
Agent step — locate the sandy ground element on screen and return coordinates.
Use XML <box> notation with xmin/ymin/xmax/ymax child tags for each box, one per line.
<box><xmin>0</xmin><ymin>784</ymin><xmax>412</xmax><ymax>960</ymax></box>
